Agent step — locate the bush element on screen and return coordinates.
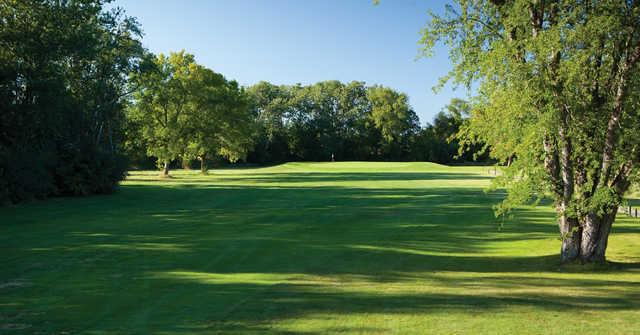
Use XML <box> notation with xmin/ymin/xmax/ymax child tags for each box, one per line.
<box><xmin>54</xmin><ymin>143</ymin><xmax>128</xmax><ymax>196</ymax></box>
<box><xmin>0</xmin><ymin>0</ymin><xmax>144</xmax><ymax>205</ymax></box>
<box><xmin>0</xmin><ymin>144</ymin><xmax>128</xmax><ymax>205</ymax></box>
<box><xmin>0</xmin><ymin>148</ymin><xmax>56</xmax><ymax>204</ymax></box>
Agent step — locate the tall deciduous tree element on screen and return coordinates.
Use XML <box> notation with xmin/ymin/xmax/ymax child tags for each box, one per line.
<box><xmin>186</xmin><ymin>72</ymin><xmax>254</xmax><ymax>174</ymax></box>
<box><xmin>423</xmin><ymin>0</ymin><xmax>640</xmax><ymax>263</ymax></box>
<box><xmin>129</xmin><ymin>51</ymin><xmax>253</xmax><ymax>175</ymax></box>
<box><xmin>129</xmin><ymin>51</ymin><xmax>204</xmax><ymax>176</ymax></box>
<box><xmin>245</xmin><ymin>81</ymin><xmax>293</xmax><ymax>163</ymax></box>
<box><xmin>367</xmin><ymin>86</ymin><xmax>420</xmax><ymax>159</ymax></box>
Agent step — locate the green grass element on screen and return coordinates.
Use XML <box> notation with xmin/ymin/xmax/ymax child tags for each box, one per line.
<box><xmin>2</xmin><ymin>162</ymin><xmax>640</xmax><ymax>334</ymax></box>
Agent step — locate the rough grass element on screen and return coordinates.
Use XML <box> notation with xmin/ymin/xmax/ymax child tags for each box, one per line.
<box><xmin>1</xmin><ymin>162</ymin><xmax>639</xmax><ymax>334</ymax></box>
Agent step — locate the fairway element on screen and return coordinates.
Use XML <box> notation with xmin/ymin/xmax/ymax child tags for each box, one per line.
<box><xmin>1</xmin><ymin>162</ymin><xmax>640</xmax><ymax>334</ymax></box>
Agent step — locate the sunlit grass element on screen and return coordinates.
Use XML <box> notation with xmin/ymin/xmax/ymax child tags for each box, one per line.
<box><xmin>1</xmin><ymin>162</ymin><xmax>639</xmax><ymax>334</ymax></box>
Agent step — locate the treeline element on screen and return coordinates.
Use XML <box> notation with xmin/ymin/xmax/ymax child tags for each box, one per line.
<box><xmin>244</xmin><ymin>82</ymin><xmax>484</xmax><ymax>164</ymax></box>
<box><xmin>1</xmin><ymin>1</ymin><xmax>145</xmax><ymax>203</ymax></box>
<box><xmin>125</xmin><ymin>73</ymin><xmax>487</xmax><ymax>171</ymax></box>
<box><xmin>125</xmin><ymin>76</ymin><xmax>489</xmax><ymax>170</ymax></box>
<box><xmin>1</xmin><ymin>1</ymin><xmax>488</xmax><ymax>204</ymax></box>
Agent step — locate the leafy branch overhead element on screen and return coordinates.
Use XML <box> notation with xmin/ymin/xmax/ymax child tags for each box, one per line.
<box><xmin>423</xmin><ymin>0</ymin><xmax>640</xmax><ymax>263</ymax></box>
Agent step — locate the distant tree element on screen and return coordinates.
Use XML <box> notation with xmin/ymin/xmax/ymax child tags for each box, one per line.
<box><xmin>246</xmin><ymin>82</ymin><xmax>292</xmax><ymax>163</ymax></box>
<box><xmin>428</xmin><ymin>98</ymin><xmax>489</xmax><ymax>163</ymax></box>
<box><xmin>336</xmin><ymin>81</ymin><xmax>372</xmax><ymax>159</ymax></box>
<box><xmin>129</xmin><ymin>51</ymin><xmax>206</xmax><ymax>176</ymax></box>
<box><xmin>247</xmin><ymin>81</ymin><xmax>425</xmax><ymax>163</ymax></box>
<box><xmin>408</xmin><ymin>98</ymin><xmax>481</xmax><ymax>164</ymax></box>
<box><xmin>287</xmin><ymin>81</ymin><xmax>350</xmax><ymax>160</ymax></box>
<box><xmin>422</xmin><ymin>0</ymin><xmax>640</xmax><ymax>263</ymax></box>
<box><xmin>185</xmin><ymin>73</ymin><xmax>254</xmax><ymax>173</ymax></box>
<box><xmin>128</xmin><ymin>54</ymin><xmax>254</xmax><ymax>174</ymax></box>
<box><xmin>367</xmin><ymin>86</ymin><xmax>420</xmax><ymax>159</ymax></box>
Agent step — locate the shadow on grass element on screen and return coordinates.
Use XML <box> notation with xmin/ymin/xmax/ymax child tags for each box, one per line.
<box><xmin>2</xmin><ymin>171</ymin><xmax>640</xmax><ymax>333</ymax></box>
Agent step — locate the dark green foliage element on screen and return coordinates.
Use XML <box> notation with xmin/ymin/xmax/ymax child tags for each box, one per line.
<box><xmin>0</xmin><ymin>148</ymin><xmax>56</xmax><ymax>203</ymax></box>
<box><xmin>245</xmin><ymin>82</ymin><xmax>483</xmax><ymax>164</ymax></box>
<box><xmin>121</xmin><ymin>116</ymin><xmax>157</xmax><ymax>170</ymax></box>
<box><xmin>54</xmin><ymin>142</ymin><xmax>128</xmax><ymax>196</ymax></box>
<box><xmin>0</xmin><ymin>0</ymin><xmax>145</xmax><ymax>203</ymax></box>
<box><xmin>410</xmin><ymin>98</ymin><xmax>491</xmax><ymax>164</ymax></box>
<box><xmin>409</xmin><ymin>127</ymin><xmax>454</xmax><ymax>163</ymax></box>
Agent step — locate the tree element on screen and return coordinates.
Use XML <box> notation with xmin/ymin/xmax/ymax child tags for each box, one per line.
<box><xmin>422</xmin><ymin>0</ymin><xmax>640</xmax><ymax>263</ymax></box>
<box><xmin>367</xmin><ymin>86</ymin><xmax>420</xmax><ymax>159</ymax></box>
<box><xmin>246</xmin><ymin>81</ymin><xmax>421</xmax><ymax>163</ymax></box>
<box><xmin>0</xmin><ymin>0</ymin><xmax>145</xmax><ymax>203</ymax></box>
<box><xmin>408</xmin><ymin>98</ymin><xmax>488</xmax><ymax>164</ymax></box>
<box><xmin>246</xmin><ymin>82</ymin><xmax>292</xmax><ymax>163</ymax></box>
<box><xmin>287</xmin><ymin>81</ymin><xmax>349</xmax><ymax>160</ymax></box>
<box><xmin>337</xmin><ymin>81</ymin><xmax>374</xmax><ymax>160</ymax></box>
<box><xmin>129</xmin><ymin>52</ymin><xmax>254</xmax><ymax>175</ymax></box>
<box><xmin>186</xmin><ymin>74</ymin><xmax>254</xmax><ymax>174</ymax></box>
<box><xmin>128</xmin><ymin>51</ymin><xmax>206</xmax><ymax>176</ymax></box>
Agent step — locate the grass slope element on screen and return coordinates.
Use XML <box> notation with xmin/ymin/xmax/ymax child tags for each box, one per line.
<box><xmin>1</xmin><ymin>162</ymin><xmax>639</xmax><ymax>334</ymax></box>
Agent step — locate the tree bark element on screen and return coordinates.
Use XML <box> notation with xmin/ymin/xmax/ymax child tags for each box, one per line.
<box><xmin>542</xmin><ymin>135</ymin><xmax>562</xmax><ymax>197</ymax></box>
<box><xmin>162</xmin><ymin>160</ymin><xmax>170</xmax><ymax>176</ymax></box>
<box><xmin>558</xmin><ymin>204</ymin><xmax>581</xmax><ymax>263</ymax></box>
<box><xmin>579</xmin><ymin>213</ymin><xmax>602</xmax><ymax>263</ymax></box>
<box><xmin>593</xmin><ymin>212</ymin><xmax>616</xmax><ymax>262</ymax></box>
<box><xmin>598</xmin><ymin>41</ymin><xmax>640</xmax><ymax>187</ymax></box>
<box><xmin>199</xmin><ymin>154</ymin><xmax>207</xmax><ymax>174</ymax></box>
<box><xmin>558</xmin><ymin>209</ymin><xmax>617</xmax><ymax>264</ymax></box>
<box><xmin>578</xmin><ymin>211</ymin><xmax>615</xmax><ymax>263</ymax></box>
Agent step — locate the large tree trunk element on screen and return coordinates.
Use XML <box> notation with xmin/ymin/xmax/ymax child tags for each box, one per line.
<box><xmin>162</xmin><ymin>160</ymin><xmax>170</xmax><ymax>176</ymax></box>
<box><xmin>560</xmin><ymin>209</ymin><xmax>617</xmax><ymax>264</ymax></box>
<box><xmin>578</xmin><ymin>211</ymin><xmax>615</xmax><ymax>263</ymax></box>
<box><xmin>558</xmin><ymin>204</ymin><xmax>581</xmax><ymax>263</ymax></box>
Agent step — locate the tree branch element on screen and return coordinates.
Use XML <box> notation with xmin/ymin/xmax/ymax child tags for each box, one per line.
<box><xmin>543</xmin><ymin>134</ymin><xmax>563</xmax><ymax>198</ymax></box>
<box><xmin>598</xmin><ymin>38</ymin><xmax>640</xmax><ymax>186</ymax></box>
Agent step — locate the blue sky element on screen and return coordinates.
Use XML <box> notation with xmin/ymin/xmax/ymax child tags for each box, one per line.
<box><xmin>114</xmin><ymin>0</ymin><xmax>467</xmax><ymax>125</ymax></box>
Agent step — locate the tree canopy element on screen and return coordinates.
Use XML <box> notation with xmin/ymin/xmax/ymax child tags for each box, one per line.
<box><xmin>422</xmin><ymin>0</ymin><xmax>640</xmax><ymax>263</ymax></box>
<box><xmin>128</xmin><ymin>51</ymin><xmax>253</xmax><ymax>175</ymax></box>
<box><xmin>0</xmin><ymin>0</ymin><xmax>145</xmax><ymax>203</ymax></box>
<box><xmin>0</xmin><ymin>0</ymin><xmax>490</xmax><ymax>203</ymax></box>
<box><xmin>245</xmin><ymin>81</ymin><xmax>447</xmax><ymax>163</ymax></box>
